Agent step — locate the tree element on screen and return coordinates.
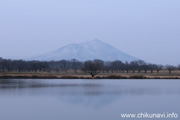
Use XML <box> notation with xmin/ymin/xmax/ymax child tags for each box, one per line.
<box><xmin>104</xmin><ymin>61</ymin><xmax>111</xmax><ymax>73</ymax></box>
<box><xmin>14</xmin><ymin>60</ymin><xmax>27</xmax><ymax>72</ymax></box>
<box><xmin>178</xmin><ymin>65</ymin><xmax>180</xmax><ymax>70</ymax></box>
<box><xmin>130</xmin><ymin>61</ymin><xmax>138</xmax><ymax>73</ymax></box>
<box><xmin>110</xmin><ymin>60</ymin><xmax>124</xmax><ymax>73</ymax></box>
<box><xmin>149</xmin><ymin>64</ymin><xmax>157</xmax><ymax>73</ymax></box>
<box><xmin>4</xmin><ymin>59</ymin><xmax>13</xmax><ymax>72</ymax></box>
<box><xmin>83</xmin><ymin>60</ymin><xmax>104</xmax><ymax>77</ymax></box>
<box><xmin>137</xmin><ymin>60</ymin><xmax>146</xmax><ymax>73</ymax></box>
<box><xmin>0</xmin><ymin>59</ymin><xmax>8</xmax><ymax>72</ymax></box>
<box><xmin>124</xmin><ymin>62</ymin><xmax>130</xmax><ymax>73</ymax></box>
<box><xmin>31</xmin><ymin>61</ymin><xmax>41</xmax><ymax>72</ymax></box>
<box><xmin>49</xmin><ymin>61</ymin><xmax>61</xmax><ymax>73</ymax></box>
<box><xmin>154</xmin><ymin>65</ymin><xmax>163</xmax><ymax>74</ymax></box>
<box><xmin>59</xmin><ymin>60</ymin><xmax>69</xmax><ymax>73</ymax></box>
<box><xmin>71</xmin><ymin>59</ymin><xmax>82</xmax><ymax>73</ymax></box>
<box><xmin>0</xmin><ymin>58</ymin><xmax>3</xmax><ymax>72</ymax></box>
<box><xmin>166</xmin><ymin>65</ymin><xmax>176</xmax><ymax>74</ymax></box>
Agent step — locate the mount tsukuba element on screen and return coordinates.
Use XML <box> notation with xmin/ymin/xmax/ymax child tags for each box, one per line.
<box><xmin>32</xmin><ymin>40</ymin><xmax>139</xmax><ymax>62</ymax></box>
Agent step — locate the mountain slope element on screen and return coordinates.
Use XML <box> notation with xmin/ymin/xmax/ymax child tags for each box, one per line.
<box><xmin>32</xmin><ymin>39</ymin><xmax>139</xmax><ymax>62</ymax></box>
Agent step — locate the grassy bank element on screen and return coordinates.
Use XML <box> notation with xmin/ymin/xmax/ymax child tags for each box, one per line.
<box><xmin>0</xmin><ymin>71</ymin><xmax>180</xmax><ymax>79</ymax></box>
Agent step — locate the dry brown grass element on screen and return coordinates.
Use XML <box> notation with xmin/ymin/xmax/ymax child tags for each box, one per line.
<box><xmin>0</xmin><ymin>70</ymin><xmax>180</xmax><ymax>79</ymax></box>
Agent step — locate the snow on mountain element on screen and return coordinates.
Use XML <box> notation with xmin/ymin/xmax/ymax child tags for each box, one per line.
<box><xmin>31</xmin><ymin>39</ymin><xmax>139</xmax><ymax>62</ymax></box>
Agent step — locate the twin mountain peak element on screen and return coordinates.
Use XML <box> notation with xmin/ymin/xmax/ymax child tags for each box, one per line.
<box><xmin>32</xmin><ymin>39</ymin><xmax>139</xmax><ymax>62</ymax></box>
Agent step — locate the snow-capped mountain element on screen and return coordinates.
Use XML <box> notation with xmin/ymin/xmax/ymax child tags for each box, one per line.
<box><xmin>32</xmin><ymin>39</ymin><xmax>139</xmax><ymax>62</ymax></box>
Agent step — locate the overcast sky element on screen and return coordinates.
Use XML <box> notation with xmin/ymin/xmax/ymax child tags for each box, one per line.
<box><xmin>0</xmin><ymin>0</ymin><xmax>180</xmax><ymax>65</ymax></box>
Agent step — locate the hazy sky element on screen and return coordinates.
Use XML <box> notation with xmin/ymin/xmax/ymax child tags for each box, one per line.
<box><xmin>0</xmin><ymin>0</ymin><xmax>180</xmax><ymax>65</ymax></box>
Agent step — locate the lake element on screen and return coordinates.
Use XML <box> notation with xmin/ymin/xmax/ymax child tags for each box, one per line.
<box><xmin>0</xmin><ymin>79</ymin><xmax>179</xmax><ymax>120</ymax></box>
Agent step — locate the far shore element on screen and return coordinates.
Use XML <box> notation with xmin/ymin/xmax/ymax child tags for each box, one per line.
<box><xmin>0</xmin><ymin>71</ymin><xmax>180</xmax><ymax>79</ymax></box>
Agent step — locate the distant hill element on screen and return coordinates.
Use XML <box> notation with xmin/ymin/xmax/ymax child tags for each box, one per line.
<box><xmin>31</xmin><ymin>39</ymin><xmax>139</xmax><ymax>62</ymax></box>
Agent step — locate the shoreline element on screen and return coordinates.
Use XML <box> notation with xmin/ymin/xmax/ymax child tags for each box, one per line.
<box><xmin>0</xmin><ymin>74</ymin><xmax>180</xmax><ymax>79</ymax></box>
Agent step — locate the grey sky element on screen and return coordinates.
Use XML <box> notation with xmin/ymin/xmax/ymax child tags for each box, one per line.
<box><xmin>0</xmin><ymin>0</ymin><xmax>180</xmax><ymax>65</ymax></box>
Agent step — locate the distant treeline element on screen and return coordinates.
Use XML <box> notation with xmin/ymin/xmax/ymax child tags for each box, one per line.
<box><xmin>0</xmin><ymin>57</ymin><xmax>180</xmax><ymax>77</ymax></box>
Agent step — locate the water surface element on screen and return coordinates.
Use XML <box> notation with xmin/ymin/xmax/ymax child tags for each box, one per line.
<box><xmin>0</xmin><ymin>79</ymin><xmax>179</xmax><ymax>120</ymax></box>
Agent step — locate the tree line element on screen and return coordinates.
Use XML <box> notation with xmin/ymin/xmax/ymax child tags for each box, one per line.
<box><xmin>0</xmin><ymin>57</ymin><xmax>180</xmax><ymax>77</ymax></box>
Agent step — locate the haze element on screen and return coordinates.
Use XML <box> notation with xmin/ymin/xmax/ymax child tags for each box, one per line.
<box><xmin>0</xmin><ymin>0</ymin><xmax>180</xmax><ymax>65</ymax></box>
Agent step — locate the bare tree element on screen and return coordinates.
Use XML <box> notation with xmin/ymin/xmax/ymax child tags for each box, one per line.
<box><xmin>130</xmin><ymin>61</ymin><xmax>138</xmax><ymax>73</ymax></box>
<box><xmin>104</xmin><ymin>61</ymin><xmax>111</xmax><ymax>73</ymax></box>
<box><xmin>0</xmin><ymin>58</ymin><xmax>3</xmax><ymax>72</ymax></box>
<box><xmin>137</xmin><ymin>60</ymin><xmax>146</xmax><ymax>73</ymax></box>
<box><xmin>0</xmin><ymin>59</ymin><xmax>7</xmax><ymax>72</ymax></box>
<box><xmin>49</xmin><ymin>61</ymin><xmax>61</xmax><ymax>73</ymax></box>
<box><xmin>31</xmin><ymin>61</ymin><xmax>41</xmax><ymax>72</ymax></box>
<box><xmin>142</xmin><ymin>64</ymin><xmax>149</xmax><ymax>73</ymax></box>
<box><xmin>154</xmin><ymin>65</ymin><xmax>163</xmax><ymax>74</ymax></box>
<box><xmin>83</xmin><ymin>60</ymin><xmax>104</xmax><ymax>77</ymax></box>
<box><xmin>166</xmin><ymin>65</ymin><xmax>176</xmax><ymax>74</ymax></box>
<box><xmin>111</xmin><ymin>60</ymin><xmax>124</xmax><ymax>73</ymax></box>
<box><xmin>59</xmin><ymin>60</ymin><xmax>69</xmax><ymax>73</ymax></box>
<box><xmin>124</xmin><ymin>62</ymin><xmax>130</xmax><ymax>73</ymax></box>
<box><xmin>178</xmin><ymin>65</ymin><xmax>180</xmax><ymax>70</ymax></box>
<box><xmin>14</xmin><ymin>60</ymin><xmax>27</xmax><ymax>72</ymax></box>
<box><xmin>149</xmin><ymin>64</ymin><xmax>156</xmax><ymax>73</ymax></box>
<box><xmin>71</xmin><ymin>59</ymin><xmax>82</xmax><ymax>73</ymax></box>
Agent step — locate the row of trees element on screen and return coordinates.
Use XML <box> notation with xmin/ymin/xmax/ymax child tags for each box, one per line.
<box><xmin>0</xmin><ymin>58</ymin><xmax>82</xmax><ymax>73</ymax></box>
<box><xmin>83</xmin><ymin>60</ymin><xmax>180</xmax><ymax>77</ymax></box>
<box><xmin>0</xmin><ymin>57</ymin><xmax>180</xmax><ymax>77</ymax></box>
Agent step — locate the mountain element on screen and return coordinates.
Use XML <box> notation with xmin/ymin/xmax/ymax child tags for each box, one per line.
<box><xmin>31</xmin><ymin>39</ymin><xmax>139</xmax><ymax>62</ymax></box>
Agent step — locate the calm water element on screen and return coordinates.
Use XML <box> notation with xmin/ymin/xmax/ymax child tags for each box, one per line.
<box><xmin>0</xmin><ymin>79</ymin><xmax>179</xmax><ymax>120</ymax></box>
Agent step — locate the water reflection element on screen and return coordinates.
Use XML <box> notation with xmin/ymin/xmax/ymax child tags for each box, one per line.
<box><xmin>0</xmin><ymin>79</ymin><xmax>180</xmax><ymax>120</ymax></box>
<box><xmin>0</xmin><ymin>79</ymin><xmax>179</xmax><ymax>106</ymax></box>
<box><xmin>0</xmin><ymin>79</ymin><xmax>101</xmax><ymax>88</ymax></box>
<box><xmin>0</xmin><ymin>79</ymin><xmax>179</xmax><ymax>96</ymax></box>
